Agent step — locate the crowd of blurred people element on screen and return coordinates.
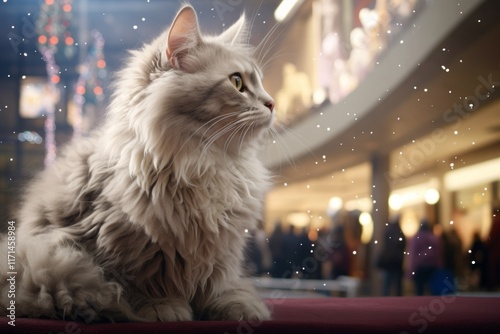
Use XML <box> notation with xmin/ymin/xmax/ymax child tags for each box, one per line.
<box><xmin>245</xmin><ymin>205</ymin><xmax>500</xmax><ymax>296</ymax></box>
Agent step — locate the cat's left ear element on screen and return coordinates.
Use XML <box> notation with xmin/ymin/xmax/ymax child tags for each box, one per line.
<box><xmin>166</xmin><ymin>5</ymin><xmax>201</xmax><ymax>69</ymax></box>
<box><xmin>219</xmin><ymin>14</ymin><xmax>248</xmax><ymax>45</ymax></box>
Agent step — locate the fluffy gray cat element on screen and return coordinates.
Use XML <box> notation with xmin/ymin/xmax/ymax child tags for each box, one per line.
<box><xmin>0</xmin><ymin>5</ymin><xmax>275</xmax><ymax>322</ymax></box>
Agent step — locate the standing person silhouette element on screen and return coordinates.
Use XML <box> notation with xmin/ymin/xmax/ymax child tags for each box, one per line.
<box><xmin>329</xmin><ymin>226</ymin><xmax>351</xmax><ymax>279</ymax></box>
<box><xmin>377</xmin><ymin>216</ymin><xmax>406</xmax><ymax>296</ymax></box>
<box><xmin>408</xmin><ymin>219</ymin><xmax>442</xmax><ymax>295</ymax></box>
<box><xmin>269</xmin><ymin>222</ymin><xmax>287</xmax><ymax>278</ymax></box>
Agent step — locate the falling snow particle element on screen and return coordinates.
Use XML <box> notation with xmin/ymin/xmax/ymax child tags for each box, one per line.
<box><xmin>133</xmin><ymin>25</ymin><xmax>138</xmax><ymax>30</ymax></box>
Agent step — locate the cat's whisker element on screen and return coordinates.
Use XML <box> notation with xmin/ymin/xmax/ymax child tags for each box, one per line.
<box><xmin>200</xmin><ymin>120</ymin><xmax>242</xmax><ymax>157</ymax></box>
<box><xmin>230</xmin><ymin>121</ymin><xmax>252</xmax><ymax>150</ymax></box>
<box><xmin>258</xmin><ymin>49</ymin><xmax>297</xmax><ymax>74</ymax></box>
<box><xmin>222</xmin><ymin>123</ymin><xmax>248</xmax><ymax>158</ymax></box>
<box><xmin>246</xmin><ymin>0</ymin><xmax>265</xmax><ymax>47</ymax></box>
<box><xmin>198</xmin><ymin>112</ymin><xmax>241</xmax><ymax>143</ymax></box>
<box><xmin>164</xmin><ymin>112</ymin><xmax>240</xmax><ymax>171</ymax></box>
<box><xmin>275</xmin><ymin>122</ymin><xmax>317</xmax><ymax>164</ymax></box>
<box><xmin>255</xmin><ymin>19</ymin><xmax>283</xmax><ymax>67</ymax></box>
<box><xmin>238</xmin><ymin>122</ymin><xmax>256</xmax><ymax>154</ymax></box>
<box><xmin>263</xmin><ymin>126</ymin><xmax>298</xmax><ymax>173</ymax></box>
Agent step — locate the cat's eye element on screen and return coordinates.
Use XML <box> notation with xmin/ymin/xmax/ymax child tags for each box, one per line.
<box><xmin>230</xmin><ymin>73</ymin><xmax>244</xmax><ymax>92</ymax></box>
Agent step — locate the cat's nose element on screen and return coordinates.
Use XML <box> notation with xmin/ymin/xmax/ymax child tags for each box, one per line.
<box><xmin>264</xmin><ymin>100</ymin><xmax>275</xmax><ymax>112</ymax></box>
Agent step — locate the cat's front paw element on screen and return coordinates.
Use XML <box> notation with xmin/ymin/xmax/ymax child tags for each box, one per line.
<box><xmin>137</xmin><ymin>298</ymin><xmax>193</xmax><ymax>322</ymax></box>
<box><xmin>201</xmin><ymin>289</ymin><xmax>271</xmax><ymax>321</ymax></box>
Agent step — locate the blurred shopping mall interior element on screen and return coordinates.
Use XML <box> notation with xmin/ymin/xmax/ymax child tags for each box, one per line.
<box><xmin>1</xmin><ymin>0</ymin><xmax>499</xmax><ymax>296</ymax></box>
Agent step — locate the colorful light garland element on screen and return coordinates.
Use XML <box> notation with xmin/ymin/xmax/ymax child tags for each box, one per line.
<box><xmin>72</xmin><ymin>30</ymin><xmax>107</xmax><ymax>140</ymax></box>
<box><xmin>36</xmin><ymin>0</ymin><xmax>75</xmax><ymax>167</ymax></box>
<box><xmin>38</xmin><ymin>48</ymin><xmax>59</xmax><ymax>166</ymax></box>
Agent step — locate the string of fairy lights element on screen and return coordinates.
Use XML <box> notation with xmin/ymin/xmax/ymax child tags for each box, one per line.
<box><xmin>72</xmin><ymin>30</ymin><xmax>107</xmax><ymax>140</ymax></box>
<box><xmin>36</xmin><ymin>0</ymin><xmax>107</xmax><ymax>165</ymax></box>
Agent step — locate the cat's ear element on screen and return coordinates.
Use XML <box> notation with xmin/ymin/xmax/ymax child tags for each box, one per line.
<box><xmin>166</xmin><ymin>5</ymin><xmax>201</xmax><ymax>69</ymax></box>
<box><xmin>219</xmin><ymin>14</ymin><xmax>248</xmax><ymax>45</ymax></box>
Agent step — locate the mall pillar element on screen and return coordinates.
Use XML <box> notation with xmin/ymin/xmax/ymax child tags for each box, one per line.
<box><xmin>493</xmin><ymin>181</ymin><xmax>499</xmax><ymax>202</ymax></box>
<box><xmin>369</xmin><ymin>152</ymin><xmax>390</xmax><ymax>296</ymax></box>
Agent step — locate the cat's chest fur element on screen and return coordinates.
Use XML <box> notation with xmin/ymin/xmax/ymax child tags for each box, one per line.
<box><xmin>88</xmin><ymin>145</ymin><xmax>269</xmax><ymax>299</ymax></box>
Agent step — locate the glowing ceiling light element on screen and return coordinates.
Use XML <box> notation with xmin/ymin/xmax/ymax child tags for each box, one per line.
<box><xmin>328</xmin><ymin>197</ymin><xmax>343</xmax><ymax>212</ymax></box>
<box><xmin>424</xmin><ymin>189</ymin><xmax>440</xmax><ymax>205</ymax></box>
<box><xmin>274</xmin><ymin>0</ymin><xmax>303</xmax><ymax>22</ymax></box>
<box><xmin>287</xmin><ymin>212</ymin><xmax>310</xmax><ymax>228</ymax></box>
<box><xmin>359</xmin><ymin>212</ymin><xmax>373</xmax><ymax>244</ymax></box>
<box><xmin>389</xmin><ymin>194</ymin><xmax>403</xmax><ymax>211</ymax></box>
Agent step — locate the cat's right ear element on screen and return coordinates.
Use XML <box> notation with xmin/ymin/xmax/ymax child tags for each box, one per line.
<box><xmin>166</xmin><ymin>5</ymin><xmax>201</xmax><ymax>69</ymax></box>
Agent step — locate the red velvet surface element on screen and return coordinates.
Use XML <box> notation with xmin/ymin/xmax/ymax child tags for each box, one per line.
<box><xmin>2</xmin><ymin>297</ymin><xmax>499</xmax><ymax>334</ymax></box>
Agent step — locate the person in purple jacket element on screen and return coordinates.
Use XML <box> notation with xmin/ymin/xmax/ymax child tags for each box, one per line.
<box><xmin>408</xmin><ymin>219</ymin><xmax>443</xmax><ymax>295</ymax></box>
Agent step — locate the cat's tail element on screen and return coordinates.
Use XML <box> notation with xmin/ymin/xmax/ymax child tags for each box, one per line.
<box><xmin>0</xmin><ymin>234</ymin><xmax>141</xmax><ymax>322</ymax></box>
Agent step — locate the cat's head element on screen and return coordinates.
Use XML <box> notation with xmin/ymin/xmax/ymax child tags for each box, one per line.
<box><xmin>116</xmin><ymin>5</ymin><xmax>275</xmax><ymax>161</ymax></box>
